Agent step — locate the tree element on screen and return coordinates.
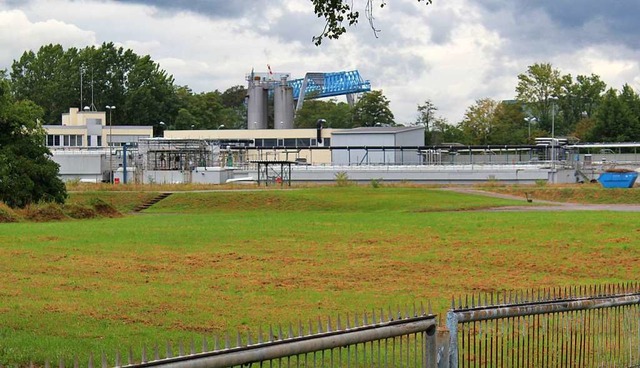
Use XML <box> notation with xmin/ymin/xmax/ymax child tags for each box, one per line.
<box><xmin>11</xmin><ymin>43</ymin><xmax>178</xmax><ymax>126</ymax></box>
<box><xmin>431</xmin><ymin>118</ymin><xmax>463</xmax><ymax>145</ymax></box>
<box><xmin>351</xmin><ymin>90</ymin><xmax>394</xmax><ymax>127</ymax></box>
<box><xmin>589</xmin><ymin>85</ymin><xmax>640</xmax><ymax>142</ymax></box>
<box><xmin>0</xmin><ymin>73</ymin><xmax>66</xmax><ymax>208</ymax></box>
<box><xmin>311</xmin><ymin>0</ymin><xmax>432</xmax><ymax>45</ymax></box>
<box><xmin>294</xmin><ymin>99</ymin><xmax>352</xmax><ymax>128</ymax></box>
<box><xmin>416</xmin><ymin>100</ymin><xmax>438</xmax><ymax>144</ymax></box>
<box><xmin>459</xmin><ymin>98</ymin><xmax>499</xmax><ymax>145</ymax></box>
<box><xmin>515</xmin><ymin>63</ymin><xmax>566</xmax><ymax>134</ymax></box>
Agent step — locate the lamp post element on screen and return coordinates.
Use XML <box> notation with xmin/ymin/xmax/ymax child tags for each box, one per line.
<box><xmin>218</xmin><ymin>125</ymin><xmax>225</xmax><ymax>130</ymax></box>
<box><xmin>524</xmin><ymin>117</ymin><xmax>536</xmax><ymax>142</ymax></box>
<box><xmin>549</xmin><ymin>97</ymin><xmax>558</xmax><ymax>173</ymax></box>
<box><xmin>106</xmin><ymin>105</ymin><xmax>116</xmax><ymax>183</ymax></box>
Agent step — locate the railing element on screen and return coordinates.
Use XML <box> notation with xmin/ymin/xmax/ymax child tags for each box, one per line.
<box><xmin>445</xmin><ymin>284</ymin><xmax>640</xmax><ymax>367</ymax></box>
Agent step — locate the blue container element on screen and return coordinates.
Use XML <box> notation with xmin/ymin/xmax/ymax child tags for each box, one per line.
<box><xmin>597</xmin><ymin>171</ymin><xmax>638</xmax><ymax>188</ymax></box>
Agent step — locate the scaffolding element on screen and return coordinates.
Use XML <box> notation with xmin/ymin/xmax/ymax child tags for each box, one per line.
<box><xmin>138</xmin><ymin>138</ymin><xmax>221</xmax><ymax>171</ymax></box>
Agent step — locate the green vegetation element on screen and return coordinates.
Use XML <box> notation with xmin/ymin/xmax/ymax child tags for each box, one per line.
<box><xmin>0</xmin><ymin>187</ymin><xmax>638</xmax><ymax>365</ymax></box>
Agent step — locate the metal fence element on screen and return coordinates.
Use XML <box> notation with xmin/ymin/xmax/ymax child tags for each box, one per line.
<box><xmin>446</xmin><ymin>284</ymin><xmax>640</xmax><ymax>368</ymax></box>
<box><xmin>13</xmin><ymin>284</ymin><xmax>640</xmax><ymax>367</ymax></box>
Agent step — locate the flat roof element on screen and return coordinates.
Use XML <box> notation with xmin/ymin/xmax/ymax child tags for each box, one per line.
<box><xmin>332</xmin><ymin>126</ymin><xmax>424</xmax><ymax>134</ymax></box>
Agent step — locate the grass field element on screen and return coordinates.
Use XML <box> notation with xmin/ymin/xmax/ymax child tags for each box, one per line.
<box><xmin>1</xmin><ymin>186</ymin><xmax>639</xmax><ymax>365</ymax></box>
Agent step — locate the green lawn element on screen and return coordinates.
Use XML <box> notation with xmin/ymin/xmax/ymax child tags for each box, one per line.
<box><xmin>0</xmin><ymin>187</ymin><xmax>638</xmax><ymax>365</ymax></box>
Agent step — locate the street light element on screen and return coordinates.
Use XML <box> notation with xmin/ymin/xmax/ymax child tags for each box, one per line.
<box><xmin>106</xmin><ymin>105</ymin><xmax>116</xmax><ymax>183</ymax></box>
<box><xmin>549</xmin><ymin>96</ymin><xmax>558</xmax><ymax>172</ymax></box>
<box><xmin>524</xmin><ymin>117</ymin><xmax>536</xmax><ymax>141</ymax></box>
<box><xmin>218</xmin><ymin>125</ymin><xmax>225</xmax><ymax>130</ymax></box>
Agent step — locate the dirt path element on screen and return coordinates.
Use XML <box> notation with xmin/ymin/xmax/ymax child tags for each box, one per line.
<box><xmin>443</xmin><ymin>187</ymin><xmax>640</xmax><ymax>212</ymax></box>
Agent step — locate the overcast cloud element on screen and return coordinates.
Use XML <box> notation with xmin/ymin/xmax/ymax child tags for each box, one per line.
<box><xmin>2</xmin><ymin>0</ymin><xmax>640</xmax><ymax>125</ymax></box>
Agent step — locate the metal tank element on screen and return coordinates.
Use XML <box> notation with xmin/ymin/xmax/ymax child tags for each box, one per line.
<box><xmin>247</xmin><ymin>84</ymin><xmax>268</xmax><ymax>130</ymax></box>
<box><xmin>274</xmin><ymin>77</ymin><xmax>294</xmax><ymax>129</ymax></box>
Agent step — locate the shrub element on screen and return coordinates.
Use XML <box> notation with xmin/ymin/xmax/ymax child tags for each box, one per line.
<box><xmin>535</xmin><ymin>179</ymin><xmax>548</xmax><ymax>187</ymax></box>
<box><xmin>0</xmin><ymin>202</ymin><xmax>20</xmax><ymax>223</ymax></box>
<box><xmin>64</xmin><ymin>203</ymin><xmax>98</xmax><ymax>219</ymax></box>
<box><xmin>334</xmin><ymin>171</ymin><xmax>351</xmax><ymax>187</ymax></box>
<box><xmin>89</xmin><ymin>198</ymin><xmax>122</xmax><ymax>218</ymax></box>
<box><xmin>370</xmin><ymin>178</ymin><xmax>383</xmax><ymax>188</ymax></box>
<box><xmin>23</xmin><ymin>203</ymin><xmax>67</xmax><ymax>222</ymax></box>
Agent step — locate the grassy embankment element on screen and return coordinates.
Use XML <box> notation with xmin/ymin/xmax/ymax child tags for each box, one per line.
<box><xmin>0</xmin><ymin>186</ymin><xmax>638</xmax><ymax>365</ymax></box>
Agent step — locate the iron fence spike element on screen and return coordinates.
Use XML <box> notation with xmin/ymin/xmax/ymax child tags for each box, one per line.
<box><xmin>379</xmin><ymin>308</ymin><xmax>384</xmax><ymax>323</ymax></box>
<box><xmin>225</xmin><ymin>332</ymin><xmax>230</xmax><ymax>349</ymax></box>
<box><xmin>128</xmin><ymin>346</ymin><xmax>133</xmax><ymax>365</ymax></box>
<box><xmin>308</xmin><ymin>319</ymin><xmax>313</xmax><ymax>335</ymax></box>
<box><xmin>317</xmin><ymin>317</ymin><xmax>323</xmax><ymax>333</ymax></box>
<box><xmin>74</xmin><ymin>356</ymin><xmax>79</xmax><ymax>368</ymax></box>
<box><xmin>154</xmin><ymin>343</ymin><xmax>159</xmax><ymax>360</ymax></box>
<box><xmin>269</xmin><ymin>325</ymin><xmax>274</xmax><ymax>342</ymax></box>
<box><xmin>405</xmin><ymin>304</ymin><xmax>410</xmax><ymax>319</ymax></box>
<box><xmin>451</xmin><ymin>296</ymin><xmax>455</xmax><ymax>309</ymax></box>
<box><xmin>428</xmin><ymin>300</ymin><xmax>433</xmax><ymax>315</ymax></box>
<box><xmin>202</xmin><ymin>336</ymin><xmax>208</xmax><ymax>353</ymax></box>
<box><xmin>100</xmin><ymin>352</ymin><xmax>106</xmax><ymax>368</ymax></box>
<box><xmin>327</xmin><ymin>316</ymin><xmax>332</xmax><ymax>333</ymax></box>
<box><xmin>471</xmin><ymin>294</ymin><xmax>475</xmax><ymax>308</ymax></box>
<box><xmin>115</xmin><ymin>351</ymin><xmax>120</xmax><ymax>367</ymax></box>
<box><xmin>457</xmin><ymin>296</ymin><xmax>462</xmax><ymax>309</ymax></box>
<box><xmin>179</xmin><ymin>339</ymin><xmax>185</xmax><ymax>356</ymax></box>
<box><xmin>258</xmin><ymin>326</ymin><xmax>263</xmax><ymax>344</ymax></box>
<box><xmin>465</xmin><ymin>294</ymin><xmax>469</xmax><ymax>308</ymax></box>
<box><xmin>167</xmin><ymin>340</ymin><xmax>173</xmax><ymax>358</ymax></box>
<box><xmin>388</xmin><ymin>306</ymin><xmax>393</xmax><ymax>321</ymax></box>
<box><xmin>372</xmin><ymin>308</ymin><xmax>377</xmax><ymax>323</ymax></box>
<box><xmin>247</xmin><ymin>332</ymin><xmax>253</xmax><ymax>346</ymax></box>
<box><xmin>190</xmin><ymin>338</ymin><xmax>196</xmax><ymax>355</ymax></box>
<box><xmin>214</xmin><ymin>335</ymin><xmax>219</xmax><ymax>351</ymax></box>
<box><xmin>337</xmin><ymin>314</ymin><xmax>342</xmax><ymax>331</ymax></box>
<box><xmin>88</xmin><ymin>352</ymin><xmax>94</xmax><ymax>368</ymax></box>
<box><xmin>298</xmin><ymin>320</ymin><xmax>303</xmax><ymax>337</ymax></box>
<box><xmin>398</xmin><ymin>305</ymin><xmax>403</xmax><ymax>320</ymax></box>
<box><xmin>354</xmin><ymin>312</ymin><xmax>359</xmax><ymax>327</ymax></box>
<box><xmin>364</xmin><ymin>311</ymin><xmax>369</xmax><ymax>325</ymax></box>
<box><xmin>490</xmin><ymin>291</ymin><xmax>494</xmax><ymax>305</ymax></box>
<box><xmin>289</xmin><ymin>322</ymin><xmax>294</xmax><ymax>338</ymax></box>
<box><xmin>421</xmin><ymin>301</ymin><xmax>426</xmax><ymax>316</ymax></box>
<box><xmin>412</xmin><ymin>302</ymin><xmax>417</xmax><ymax>317</ymax></box>
<box><xmin>237</xmin><ymin>331</ymin><xmax>242</xmax><ymax>347</ymax></box>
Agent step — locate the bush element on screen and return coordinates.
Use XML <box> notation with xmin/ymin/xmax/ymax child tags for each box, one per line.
<box><xmin>334</xmin><ymin>171</ymin><xmax>351</xmax><ymax>187</ymax></box>
<box><xmin>0</xmin><ymin>202</ymin><xmax>20</xmax><ymax>223</ymax></box>
<box><xmin>370</xmin><ymin>178</ymin><xmax>383</xmax><ymax>188</ymax></box>
<box><xmin>64</xmin><ymin>203</ymin><xmax>98</xmax><ymax>219</ymax></box>
<box><xmin>89</xmin><ymin>198</ymin><xmax>122</xmax><ymax>218</ymax></box>
<box><xmin>23</xmin><ymin>203</ymin><xmax>67</xmax><ymax>222</ymax></box>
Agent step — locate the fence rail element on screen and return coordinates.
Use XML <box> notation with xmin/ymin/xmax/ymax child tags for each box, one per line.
<box><xmin>447</xmin><ymin>283</ymin><xmax>640</xmax><ymax>367</ymax></box>
<box><xmin>13</xmin><ymin>283</ymin><xmax>640</xmax><ymax>368</ymax></box>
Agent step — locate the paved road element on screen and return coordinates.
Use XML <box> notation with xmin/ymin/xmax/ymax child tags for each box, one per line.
<box><xmin>443</xmin><ymin>188</ymin><xmax>640</xmax><ymax>212</ymax></box>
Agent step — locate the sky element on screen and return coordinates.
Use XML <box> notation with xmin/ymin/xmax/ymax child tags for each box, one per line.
<box><xmin>2</xmin><ymin>0</ymin><xmax>640</xmax><ymax>125</ymax></box>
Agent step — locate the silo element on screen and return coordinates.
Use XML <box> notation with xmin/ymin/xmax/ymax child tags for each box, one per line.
<box><xmin>247</xmin><ymin>84</ymin><xmax>268</xmax><ymax>130</ymax></box>
<box><xmin>274</xmin><ymin>78</ymin><xmax>294</xmax><ymax>129</ymax></box>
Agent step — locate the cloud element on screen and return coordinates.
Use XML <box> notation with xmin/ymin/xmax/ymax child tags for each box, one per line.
<box><xmin>3</xmin><ymin>0</ymin><xmax>640</xmax><ymax>126</ymax></box>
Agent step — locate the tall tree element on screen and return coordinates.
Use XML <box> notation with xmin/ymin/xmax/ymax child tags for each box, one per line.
<box><xmin>515</xmin><ymin>63</ymin><xmax>566</xmax><ymax>134</ymax></box>
<box><xmin>294</xmin><ymin>99</ymin><xmax>352</xmax><ymax>128</ymax></box>
<box><xmin>311</xmin><ymin>0</ymin><xmax>432</xmax><ymax>45</ymax></box>
<box><xmin>588</xmin><ymin>86</ymin><xmax>640</xmax><ymax>142</ymax></box>
<box><xmin>431</xmin><ymin>118</ymin><xmax>463</xmax><ymax>145</ymax></box>
<box><xmin>10</xmin><ymin>43</ymin><xmax>178</xmax><ymax>126</ymax></box>
<box><xmin>416</xmin><ymin>100</ymin><xmax>438</xmax><ymax>144</ymax></box>
<box><xmin>459</xmin><ymin>98</ymin><xmax>499</xmax><ymax>145</ymax></box>
<box><xmin>351</xmin><ymin>90</ymin><xmax>394</xmax><ymax>127</ymax></box>
<box><xmin>0</xmin><ymin>73</ymin><xmax>66</xmax><ymax>208</ymax></box>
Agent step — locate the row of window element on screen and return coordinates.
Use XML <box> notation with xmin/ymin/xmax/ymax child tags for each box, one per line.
<box><xmin>47</xmin><ymin>134</ymin><xmax>85</xmax><ymax>147</ymax></box>
<box><xmin>253</xmin><ymin>138</ymin><xmax>330</xmax><ymax>147</ymax></box>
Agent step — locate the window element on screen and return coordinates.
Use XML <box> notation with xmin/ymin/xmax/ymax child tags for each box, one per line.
<box><xmin>47</xmin><ymin>135</ymin><xmax>54</xmax><ymax>146</ymax></box>
<box><xmin>64</xmin><ymin>135</ymin><xmax>70</xmax><ymax>146</ymax></box>
<box><xmin>97</xmin><ymin>136</ymin><xmax>102</xmax><ymax>146</ymax></box>
<box><xmin>76</xmin><ymin>135</ymin><xmax>83</xmax><ymax>146</ymax></box>
<box><xmin>54</xmin><ymin>135</ymin><xmax>60</xmax><ymax>146</ymax></box>
<box><xmin>69</xmin><ymin>135</ymin><xmax>76</xmax><ymax>146</ymax></box>
<box><xmin>87</xmin><ymin>136</ymin><xmax>92</xmax><ymax>146</ymax></box>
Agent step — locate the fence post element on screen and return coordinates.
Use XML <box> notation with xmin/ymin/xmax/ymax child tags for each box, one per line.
<box><xmin>437</xmin><ymin>326</ymin><xmax>450</xmax><ymax>368</ymax></box>
<box><xmin>425</xmin><ymin>325</ymin><xmax>437</xmax><ymax>368</ymax></box>
<box><xmin>446</xmin><ymin>311</ymin><xmax>458</xmax><ymax>368</ymax></box>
